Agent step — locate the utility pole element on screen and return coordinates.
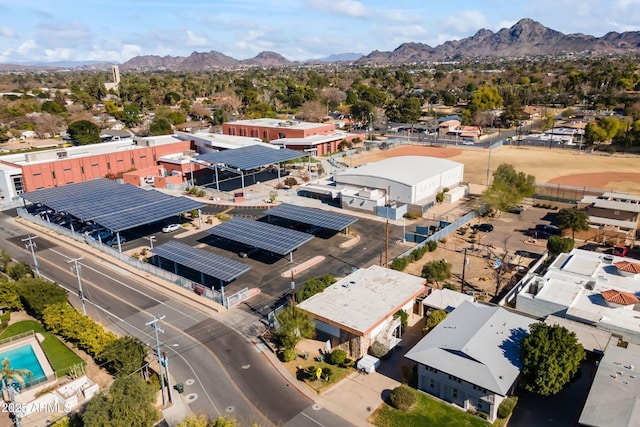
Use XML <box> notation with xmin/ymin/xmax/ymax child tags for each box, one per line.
<box><xmin>162</xmin><ymin>351</ymin><xmax>173</xmax><ymax>404</ymax></box>
<box><xmin>21</xmin><ymin>235</ymin><xmax>39</xmax><ymax>277</ymax></box>
<box><xmin>290</xmin><ymin>270</ymin><xmax>296</xmax><ymax>305</ymax></box>
<box><xmin>146</xmin><ymin>315</ymin><xmax>167</xmax><ymax>406</ymax></box>
<box><xmin>67</xmin><ymin>256</ymin><xmax>87</xmax><ymax>315</ymax></box>
<box><xmin>461</xmin><ymin>248</ymin><xmax>469</xmax><ymax>295</ymax></box>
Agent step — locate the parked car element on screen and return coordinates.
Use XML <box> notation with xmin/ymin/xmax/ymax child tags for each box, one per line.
<box><xmin>508</xmin><ymin>205</ymin><xmax>525</xmax><ymax>214</ymax></box>
<box><xmin>525</xmin><ymin>229</ymin><xmax>551</xmax><ymax>239</ymax></box>
<box><xmin>88</xmin><ymin>229</ymin><xmax>113</xmax><ymax>241</ymax></box>
<box><xmin>535</xmin><ymin>224</ymin><xmax>561</xmax><ymax>235</ymax></box>
<box><xmin>162</xmin><ymin>223</ymin><xmax>182</xmax><ymax>233</ymax></box>
<box><xmin>104</xmin><ymin>236</ymin><xmax>126</xmax><ymax>247</ymax></box>
<box><xmin>613</xmin><ymin>246</ymin><xmax>629</xmax><ymax>256</ymax></box>
<box><xmin>472</xmin><ymin>223</ymin><xmax>494</xmax><ymax>232</ymax></box>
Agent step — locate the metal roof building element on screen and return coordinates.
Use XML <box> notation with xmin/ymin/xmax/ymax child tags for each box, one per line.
<box><xmin>405</xmin><ymin>301</ymin><xmax>533</xmax><ymax>422</ymax></box>
<box><xmin>334</xmin><ymin>156</ymin><xmax>464</xmax><ymax>206</ymax></box>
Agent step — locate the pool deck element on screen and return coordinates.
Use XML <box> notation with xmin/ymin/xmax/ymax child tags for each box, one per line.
<box><xmin>0</xmin><ymin>335</ymin><xmax>56</xmax><ymax>386</ymax></box>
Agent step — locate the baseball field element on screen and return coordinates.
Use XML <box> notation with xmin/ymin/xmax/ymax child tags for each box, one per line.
<box><xmin>351</xmin><ymin>144</ymin><xmax>640</xmax><ymax>193</ymax></box>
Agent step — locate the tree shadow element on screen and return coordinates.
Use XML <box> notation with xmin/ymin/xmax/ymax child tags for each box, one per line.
<box><xmin>499</xmin><ymin>327</ymin><xmax>529</xmax><ymax>367</ymax></box>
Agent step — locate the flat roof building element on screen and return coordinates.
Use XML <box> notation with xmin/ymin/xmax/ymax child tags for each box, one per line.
<box><xmin>298</xmin><ymin>265</ymin><xmax>426</xmax><ymax>359</ymax></box>
<box><xmin>221</xmin><ymin>118</ymin><xmax>359</xmax><ymax>156</ymax></box>
<box><xmin>514</xmin><ymin>248</ymin><xmax>640</xmax><ymax>345</ymax></box>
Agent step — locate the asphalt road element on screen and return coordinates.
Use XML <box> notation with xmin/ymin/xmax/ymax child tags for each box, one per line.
<box><xmin>0</xmin><ymin>213</ymin><xmax>354</xmax><ymax>427</ymax></box>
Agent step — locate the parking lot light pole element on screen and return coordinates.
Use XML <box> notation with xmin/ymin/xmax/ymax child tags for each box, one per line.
<box><xmin>148</xmin><ymin>235</ymin><xmax>156</xmax><ymax>250</ymax></box>
<box><xmin>461</xmin><ymin>248</ymin><xmax>469</xmax><ymax>295</ymax></box>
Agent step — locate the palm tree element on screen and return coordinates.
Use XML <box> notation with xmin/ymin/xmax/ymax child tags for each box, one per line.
<box><xmin>1</xmin><ymin>357</ymin><xmax>33</xmax><ymax>400</ymax></box>
<box><xmin>557</xmin><ymin>208</ymin><xmax>590</xmax><ymax>239</ymax></box>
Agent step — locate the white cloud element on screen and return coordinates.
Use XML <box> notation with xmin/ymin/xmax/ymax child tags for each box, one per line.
<box><xmin>17</xmin><ymin>39</ymin><xmax>37</xmax><ymax>55</ymax></box>
<box><xmin>308</xmin><ymin>0</ymin><xmax>368</xmax><ymax>18</ymax></box>
<box><xmin>186</xmin><ymin>30</ymin><xmax>207</xmax><ymax>47</ymax></box>
<box><xmin>43</xmin><ymin>47</ymin><xmax>72</xmax><ymax>61</ymax></box>
<box><xmin>0</xmin><ymin>27</ymin><xmax>16</xmax><ymax>38</ymax></box>
<box><xmin>439</xmin><ymin>10</ymin><xmax>489</xmax><ymax>36</ymax></box>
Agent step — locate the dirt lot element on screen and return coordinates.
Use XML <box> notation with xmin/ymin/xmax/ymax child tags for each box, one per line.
<box><xmin>352</xmin><ymin>144</ymin><xmax>640</xmax><ymax>193</ymax></box>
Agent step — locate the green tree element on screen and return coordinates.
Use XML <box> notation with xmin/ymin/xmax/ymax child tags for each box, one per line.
<box><xmin>556</xmin><ymin>208</ymin><xmax>590</xmax><ymax>239</ymax></box>
<box><xmin>0</xmin><ymin>282</ymin><xmax>22</xmax><ymax>311</ymax></box>
<box><xmin>469</xmin><ymin>85</ymin><xmax>503</xmax><ymax>114</ymax></box>
<box><xmin>547</xmin><ymin>236</ymin><xmax>575</xmax><ymax>256</ymax></box>
<box><xmin>99</xmin><ymin>336</ymin><xmax>147</xmax><ymax>377</ymax></box>
<box><xmin>17</xmin><ymin>278</ymin><xmax>68</xmax><ymax>318</ymax></box>
<box><xmin>177</xmin><ymin>415</ymin><xmax>237</xmax><ymax>427</ymax></box>
<box><xmin>0</xmin><ymin>250</ymin><xmax>11</xmax><ymax>273</ymax></box>
<box><xmin>520</xmin><ymin>323</ymin><xmax>585</xmax><ymax>396</ymax></box>
<box><xmin>275</xmin><ymin>306</ymin><xmax>315</xmax><ymax>349</ymax></box>
<box><xmin>41</xmin><ymin>100</ymin><xmax>66</xmax><ymax>115</ymax></box>
<box><xmin>295</xmin><ymin>275</ymin><xmax>336</xmax><ymax>302</ymax></box>
<box><xmin>149</xmin><ymin>118</ymin><xmax>172</xmax><ymax>136</ymax></box>
<box><xmin>82</xmin><ymin>375</ymin><xmax>159</xmax><ymax>427</ymax></box>
<box><xmin>166</xmin><ymin>111</ymin><xmax>187</xmax><ymax>125</ymax></box>
<box><xmin>122</xmin><ymin>104</ymin><xmax>141</xmax><ymax>127</ymax></box>
<box><xmin>482</xmin><ymin>163</ymin><xmax>535</xmax><ymax>212</ymax></box>
<box><xmin>424</xmin><ymin>309</ymin><xmax>448</xmax><ymax>333</ymax></box>
<box><xmin>1</xmin><ymin>357</ymin><xmax>33</xmax><ymax>391</ymax></box>
<box><xmin>421</xmin><ymin>261</ymin><xmax>452</xmax><ymax>287</ymax></box>
<box><xmin>7</xmin><ymin>262</ymin><xmax>32</xmax><ymax>281</ymax></box>
<box><xmin>68</xmin><ymin>120</ymin><xmax>100</xmax><ymax>145</ymax></box>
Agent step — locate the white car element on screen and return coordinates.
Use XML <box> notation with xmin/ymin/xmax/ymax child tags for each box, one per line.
<box><xmin>162</xmin><ymin>224</ymin><xmax>182</xmax><ymax>233</ymax></box>
<box><xmin>105</xmin><ymin>236</ymin><xmax>126</xmax><ymax>247</ymax></box>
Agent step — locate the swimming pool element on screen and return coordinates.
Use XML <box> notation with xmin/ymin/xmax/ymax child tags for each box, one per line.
<box><xmin>0</xmin><ymin>344</ymin><xmax>46</xmax><ymax>388</ymax></box>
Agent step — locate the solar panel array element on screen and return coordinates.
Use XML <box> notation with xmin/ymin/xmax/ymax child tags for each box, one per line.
<box><xmin>196</xmin><ymin>145</ymin><xmax>307</xmax><ymax>171</ymax></box>
<box><xmin>153</xmin><ymin>240</ymin><xmax>250</xmax><ymax>283</ymax></box>
<box><xmin>264</xmin><ymin>203</ymin><xmax>358</xmax><ymax>231</ymax></box>
<box><xmin>206</xmin><ymin>217</ymin><xmax>314</xmax><ymax>255</ymax></box>
<box><xmin>22</xmin><ymin>178</ymin><xmax>206</xmax><ymax>232</ymax></box>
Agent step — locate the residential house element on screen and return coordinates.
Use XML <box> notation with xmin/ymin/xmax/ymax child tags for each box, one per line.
<box><xmin>578</xmin><ymin>192</ymin><xmax>640</xmax><ymax>245</ymax></box>
<box><xmin>422</xmin><ymin>288</ymin><xmax>474</xmax><ymax>315</ymax></box>
<box><xmin>405</xmin><ymin>301</ymin><xmax>533</xmax><ymax>422</ymax></box>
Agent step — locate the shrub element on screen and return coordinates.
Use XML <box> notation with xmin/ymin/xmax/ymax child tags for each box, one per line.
<box><xmin>394</xmin><ymin>310</ymin><xmax>408</xmax><ymax>329</ymax></box>
<box><xmin>321</xmin><ymin>367</ymin><xmax>332</xmax><ymax>381</ymax></box>
<box><xmin>389</xmin><ymin>386</ymin><xmax>416</xmax><ymax>411</ymax></box>
<box><xmin>328</xmin><ymin>349</ymin><xmax>347</xmax><ymax>366</ymax></box>
<box><xmin>389</xmin><ymin>257</ymin><xmax>409</xmax><ymax>272</ymax></box>
<box><xmin>368</xmin><ymin>341</ymin><xmax>389</xmax><ymax>358</ymax></box>
<box><xmin>18</xmin><ymin>278</ymin><xmax>68</xmax><ymax>319</ymax></box>
<box><xmin>426</xmin><ymin>240</ymin><xmax>438</xmax><ymax>252</ymax></box>
<box><xmin>497</xmin><ymin>396</ymin><xmax>518</xmax><ymax>419</ymax></box>
<box><xmin>284</xmin><ymin>177</ymin><xmax>298</xmax><ymax>187</ymax></box>
<box><xmin>279</xmin><ymin>348</ymin><xmax>297</xmax><ymax>362</ymax></box>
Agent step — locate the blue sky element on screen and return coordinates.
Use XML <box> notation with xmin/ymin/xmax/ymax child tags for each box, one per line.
<box><xmin>1</xmin><ymin>0</ymin><xmax>639</xmax><ymax>63</ymax></box>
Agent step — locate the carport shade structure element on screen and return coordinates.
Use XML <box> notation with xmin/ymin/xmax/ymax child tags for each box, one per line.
<box><xmin>263</xmin><ymin>203</ymin><xmax>358</xmax><ymax>232</ymax></box>
<box><xmin>192</xmin><ymin>145</ymin><xmax>308</xmax><ymax>194</ymax></box>
<box><xmin>153</xmin><ymin>240</ymin><xmax>250</xmax><ymax>303</ymax></box>
<box><xmin>22</xmin><ymin>179</ymin><xmax>206</xmax><ymax>252</ymax></box>
<box><xmin>205</xmin><ymin>217</ymin><xmax>314</xmax><ymax>261</ymax></box>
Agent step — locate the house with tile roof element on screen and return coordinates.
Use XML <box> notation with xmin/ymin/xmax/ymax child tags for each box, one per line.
<box><xmin>514</xmin><ymin>248</ymin><xmax>640</xmax><ymax>345</ymax></box>
<box><xmin>405</xmin><ymin>301</ymin><xmax>533</xmax><ymax>422</ymax></box>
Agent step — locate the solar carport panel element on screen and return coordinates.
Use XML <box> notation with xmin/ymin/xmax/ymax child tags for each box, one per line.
<box><xmin>196</xmin><ymin>145</ymin><xmax>305</xmax><ymax>170</ymax></box>
<box><xmin>153</xmin><ymin>241</ymin><xmax>250</xmax><ymax>283</ymax></box>
<box><xmin>22</xmin><ymin>178</ymin><xmax>206</xmax><ymax>232</ymax></box>
<box><xmin>264</xmin><ymin>203</ymin><xmax>358</xmax><ymax>231</ymax></box>
<box><xmin>206</xmin><ymin>217</ymin><xmax>313</xmax><ymax>256</ymax></box>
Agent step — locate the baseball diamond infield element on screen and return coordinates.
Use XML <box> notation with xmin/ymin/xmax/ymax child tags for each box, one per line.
<box><xmin>349</xmin><ymin>144</ymin><xmax>640</xmax><ymax>193</ymax></box>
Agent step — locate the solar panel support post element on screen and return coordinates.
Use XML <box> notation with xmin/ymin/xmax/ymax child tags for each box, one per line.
<box><xmin>116</xmin><ymin>232</ymin><xmax>123</xmax><ymax>253</ymax></box>
<box><xmin>220</xmin><ymin>279</ymin><xmax>226</xmax><ymax>308</ymax></box>
<box><xmin>214</xmin><ymin>166</ymin><xmax>220</xmax><ymax>193</ymax></box>
<box><xmin>289</xmin><ymin>252</ymin><xmax>293</xmax><ymax>262</ymax></box>
<box><xmin>198</xmin><ymin>209</ymin><xmax>202</xmax><ymax>229</ymax></box>
<box><xmin>189</xmin><ymin>161</ymin><xmax>194</xmax><ymax>187</ymax></box>
<box><xmin>240</xmin><ymin>170</ymin><xmax>245</xmax><ymax>194</ymax></box>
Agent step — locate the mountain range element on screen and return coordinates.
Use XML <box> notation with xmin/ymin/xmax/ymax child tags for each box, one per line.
<box><xmin>2</xmin><ymin>19</ymin><xmax>640</xmax><ymax>72</ymax></box>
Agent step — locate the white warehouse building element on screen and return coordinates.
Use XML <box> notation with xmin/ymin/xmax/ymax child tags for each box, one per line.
<box><xmin>334</xmin><ymin>156</ymin><xmax>465</xmax><ymax>216</ymax></box>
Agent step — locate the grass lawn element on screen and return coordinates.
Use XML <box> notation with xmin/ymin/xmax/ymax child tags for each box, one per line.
<box><xmin>283</xmin><ymin>357</ymin><xmax>354</xmax><ymax>394</ymax></box>
<box><xmin>371</xmin><ymin>388</ymin><xmax>490</xmax><ymax>427</ymax></box>
<box><xmin>0</xmin><ymin>320</ymin><xmax>85</xmax><ymax>377</ymax></box>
